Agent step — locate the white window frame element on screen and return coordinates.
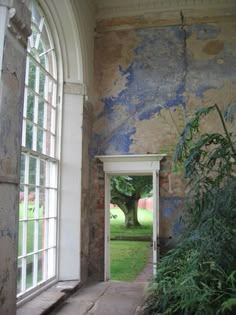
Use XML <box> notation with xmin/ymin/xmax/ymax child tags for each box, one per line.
<box><xmin>17</xmin><ymin>0</ymin><xmax>61</xmax><ymax>302</ymax></box>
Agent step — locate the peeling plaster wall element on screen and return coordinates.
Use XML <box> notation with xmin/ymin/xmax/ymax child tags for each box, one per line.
<box><xmin>0</xmin><ymin>1</ymin><xmax>31</xmax><ymax>313</ymax></box>
<box><xmin>93</xmin><ymin>19</ymin><xmax>236</xmax><ymax>156</ymax></box>
<box><xmin>91</xmin><ymin>13</ymin><xmax>236</xmax><ymax>270</ymax></box>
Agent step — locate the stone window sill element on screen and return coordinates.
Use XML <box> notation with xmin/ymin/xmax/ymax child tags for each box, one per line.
<box><xmin>17</xmin><ymin>281</ymin><xmax>80</xmax><ymax>315</ymax></box>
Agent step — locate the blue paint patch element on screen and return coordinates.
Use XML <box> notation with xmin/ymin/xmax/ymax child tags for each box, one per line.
<box><xmin>160</xmin><ymin>197</ymin><xmax>185</xmax><ymax>217</ymax></box>
<box><xmin>93</xmin><ymin>23</ymin><xmax>236</xmax><ymax>155</ymax></box>
<box><xmin>164</xmin><ymin>208</ymin><xmax>174</xmax><ymax>217</ymax></box>
<box><xmin>93</xmin><ymin>25</ymin><xmax>186</xmax><ymax>152</ymax></box>
<box><xmin>107</xmin><ymin>128</ymin><xmax>136</xmax><ymax>154</ymax></box>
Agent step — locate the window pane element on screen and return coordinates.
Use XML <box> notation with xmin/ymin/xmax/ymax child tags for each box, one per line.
<box><xmin>51</xmin><ymin>108</ymin><xmax>56</xmax><ymax>134</ymax></box>
<box><xmin>29</xmin><ymin>157</ymin><xmax>37</xmax><ymax>185</ymax></box>
<box><xmin>38</xmin><ymin>252</ymin><xmax>43</xmax><ymax>282</ymax></box>
<box><xmin>37</xmin><ymin>127</ymin><xmax>43</xmax><ymax>152</ymax></box>
<box><xmin>26</xmin><ymin>121</ymin><xmax>33</xmax><ymax>149</ymax></box>
<box><xmin>39</xmin><ymin>70</ymin><xmax>46</xmax><ymax>98</ymax></box>
<box><xmin>39</xmin><ymin>189</ymin><xmax>44</xmax><ymax>218</ymax></box>
<box><xmin>38</xmin><ymin>220</ymin><xmax>44</xmax><ymax>250</ymax></box>
<box><xmin>26</xmin><ymin>255</ymin><xmax>34</xmax><ymax>289</ymax></box>
<box><xmin>40</xmin><ymin>160</ymin><xmax>46</xmax><ymax>186</ymax></box>
<box><xmin>38</xmin><ymin>98</ymin><xmax>44</xmax><ymax>128</ymax></box>
<box><xmin>20</xmin><ymin>155</ymin><xmax>25</xmax><ymax>183</ymax></box>
<box><xmin>50</xmin><ymin>135</ymin><xmax>55</xmax><ymax>157</ymax></box>
<box><xmin>27</xmin><ymin>221</ymin><xmax>34</xmax><ymax>254</ymax></box>
<box><xmin>28</xmin><ymin>60</ymin><xmax>36</xmax><ymax>90</ymax></box>
<box><xmin>48</xmin><ymin>219</ymin><xmax>56</xmax><ymax>247</ymax></box>
<box><xmin>26</xmin><ymin>90</ymin><xmax>34</xmax><ymax>121</ymax></box>
<box><xmin>49</xmin><ymin>163</ymin><xmax>57</xmax><ymax>188</ymax></box>
<box><xmin>31</xmin><ymin>5</ymin><xmax>41</xmax><ymax>26</ymax></box>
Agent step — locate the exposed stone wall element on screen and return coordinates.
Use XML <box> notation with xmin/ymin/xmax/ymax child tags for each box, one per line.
<box><xmin>80</xmin><ymin>101</ymin><xmax>94</xmax><ymax>283</ymax></box>
<box><xmin>88</xmin><ymin>160</ymin><xmax>105</xmax><ymax>280</ymax></box>
<box><xmin>0</xmin><ymin>1</ymin><xmax>31</xmax><ymax>313</ymax></box>
<box><xmin>90</xmin><ymin>10</ymin><xmax>236</xmax><ymax>276</ymax></box>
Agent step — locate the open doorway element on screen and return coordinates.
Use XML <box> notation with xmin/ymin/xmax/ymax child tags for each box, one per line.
<box><xmin>96</xmin><ymin>154</ymin><xmax>166</xmax><ymax>281</ymax></box>
<box><xmin>109</xmin><ymin>175</ymin><xmax>153</xmax><ymax>281</ymax></box>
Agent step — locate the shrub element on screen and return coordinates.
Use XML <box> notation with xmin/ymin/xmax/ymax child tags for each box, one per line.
<box><xmin>145</xmin><ymin>104</ymin><xmax>236</xmax><ymax>315</ymax></box>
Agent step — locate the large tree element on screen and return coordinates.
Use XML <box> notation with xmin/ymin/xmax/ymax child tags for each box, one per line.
<box><xmin>110</xmin><ymin>175</ymin><xmax>152</xmax><ymax>227</ymax></box>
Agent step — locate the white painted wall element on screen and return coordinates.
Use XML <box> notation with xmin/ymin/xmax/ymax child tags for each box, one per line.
<box><xmin>59</xmin><ymin>92</ymin><xmax>84</xmax><ymax>280</ymax></box>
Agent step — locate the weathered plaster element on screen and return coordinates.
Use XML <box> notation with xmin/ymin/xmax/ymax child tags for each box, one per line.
<box><xmin>93</xmin><ymin>21</ymin><xmax>236</xmax><ymax>158</ymax></box>
<box><xmin>0</xmin><ymin>1</ymin><xmax>31</xmax><ymax>313</ymax></box>
<box><xmin>92</xmin><ymin>16</ymin><xmax>236</xmax><ymax>258</ymax></box>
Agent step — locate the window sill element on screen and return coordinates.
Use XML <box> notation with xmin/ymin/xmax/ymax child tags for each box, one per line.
<box><xmin>17</xmin><ymin>281</ymin><xmax>81</xmax><ymax>315</ymax></box>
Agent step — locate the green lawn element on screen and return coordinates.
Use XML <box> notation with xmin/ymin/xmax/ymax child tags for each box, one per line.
<box><xmin>110</xmin><ymin>207</ymin><xmax>153</xmax><ymax>238</ymax></box>
<box><xmin>110</xmin><ymin>207</ymin><xmax>153</xmax><ymax>281</ymax></box>
<box><xmin>110</xmin><ymin>241</ymin><xmax>151</xmax><ymax>281</ymax></box>
<box><xmin>18</xmin><ymin>205</ymin><xmax>153</xmax><ymax>283</ymax></box>
<box><xmin>18</xmin><ymin>203</ymin><xmax>43</xmax><ymax>256</ymax></box>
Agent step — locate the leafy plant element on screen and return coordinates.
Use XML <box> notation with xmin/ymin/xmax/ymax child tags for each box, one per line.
<box><xmin>144</xmin><ymin>104</ymin><xmax>236</xmax><ymax>315</ymax></box>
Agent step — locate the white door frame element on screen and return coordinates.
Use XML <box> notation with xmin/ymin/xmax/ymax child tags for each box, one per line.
<box><xmin>96</xmin><ymin>154</ymin><xmax>166</xmax><ymax>281</ymax></box>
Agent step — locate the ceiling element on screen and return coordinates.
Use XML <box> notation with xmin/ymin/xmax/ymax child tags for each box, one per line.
<box><xmin>92</xmin><ymin>0</ymin><xmax>236</xmax><ymax>19</ymax></box>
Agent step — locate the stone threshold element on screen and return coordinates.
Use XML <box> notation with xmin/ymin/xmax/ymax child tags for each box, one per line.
<box><xmin>17</xmin><ymin>281</ymin><xmax>81</xmax><ymax>315</ymax></box>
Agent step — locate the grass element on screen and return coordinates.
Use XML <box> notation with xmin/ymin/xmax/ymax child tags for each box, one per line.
<box><xmin>110</xmin><ymin>241</ymin><xmax>151</xmax><ymax>281</ymax></box>
<box><xmin>110</xmin><ymin>207</ymin><xmax>153</xmax><ymax>238</ymax></box>
<box><xmin>110</xmin><ymin>207</ymin><xmax>153</xmax><ymax>281</ymax></box>
<box><xmin>18</xmin><ymin>204</ymin><xmax>153</xmax><ymax>283</ymax></box>
<box><xmin>18</xmin><ymin>203</ymin><xmax>44</xmax><ymax>256</ymax></box>
<box><xmin>18</xmin><ymin>204</ymin><xmax>45</xmax><ymax>293</ymax></box>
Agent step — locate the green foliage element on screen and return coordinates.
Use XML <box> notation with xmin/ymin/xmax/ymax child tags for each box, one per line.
<box><xmin>110</xmin><ymin>176</ymin><xmax>152</xmax><ymax>227</ymax></box>
<box><xmin>111</xmin><ymin>176</ymin><xmax>152</xmax><ymax>198</ymax></box>
<box><xmin>145</xmin><ymin>104</ymin><xmax>236</xmax><ymax>315</ymax></box>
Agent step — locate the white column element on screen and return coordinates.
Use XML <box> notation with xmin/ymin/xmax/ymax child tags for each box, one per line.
<box><xmin>104</xmin><ymin>173</ymin><xmax>110</xmax><ymax>281</ymax></box>
<box><xmin>58</xmin><ymin>83</ymin><xmax>84</xmax><ymax>280</ymax></box>
<box><xmin>152</xmin><ymin>170</ymin><xmax>160</xmax><ymax>275</ymax></box>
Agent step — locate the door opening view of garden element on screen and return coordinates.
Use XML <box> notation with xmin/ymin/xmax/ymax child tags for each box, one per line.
<box><xmin>109</xmin><ymin>175</ymin><xmax>153</xmax><ymax>282</ymax></box>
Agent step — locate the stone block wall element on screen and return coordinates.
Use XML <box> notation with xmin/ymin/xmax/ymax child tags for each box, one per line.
<box><xmin>88</xmin><ymin>160</ymin><xmax>105</xmax><ymax>280</ymax></box>
<box><xmin>80</xmin><ymin>101</ymin><xmax>94</xmax><ymax>283</ymax></box>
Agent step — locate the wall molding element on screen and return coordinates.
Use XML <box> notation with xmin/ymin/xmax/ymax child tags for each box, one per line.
<box><xmin>64</xmin><ymin>82</ymin><xmax>87</xmax><ymax>96</ymax></box>
<box><xmin>94</xmin><ymin>0</ymin><xmax>236</xmax><ymax>19</ymax></box>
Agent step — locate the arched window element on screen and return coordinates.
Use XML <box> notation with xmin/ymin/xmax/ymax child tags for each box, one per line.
<box><xmin>18</xmin><ymin>0</ymin><xmax>59</xmax><ymax>298</ymax></box>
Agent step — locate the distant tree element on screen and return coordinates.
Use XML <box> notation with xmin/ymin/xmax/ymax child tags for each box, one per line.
<box><xmin>110</xmin><ymin>176</ymin><xmax>152</xmax><ymax>227</ymax></box>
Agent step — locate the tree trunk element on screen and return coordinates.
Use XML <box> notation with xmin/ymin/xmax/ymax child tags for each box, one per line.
<box><xmin>110</xmin><ymin>187</ymin><xmax>141</xmax><ymax>228</ymax></box>
<box><xmin>125</xmin><ymin>199</ymin><xmax>140</xmax><ymax>227</ymax></box>
<box><xmin>114</xmin><ymin>198</ymin><xmax>140</xmax><ymax>228</ymax></box>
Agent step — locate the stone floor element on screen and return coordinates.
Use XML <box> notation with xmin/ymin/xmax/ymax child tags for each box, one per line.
<box><xmin>17</xmin><ymin>249</ymin><xmax>153</xmax><ymax>315</ymax></box>
<box><xmin>51</xmin><ymin>281</ymin><xmax>147</xmax><ymax>315</ymax></box>
<box><xmin>51</xmin><ymin>249</ymin><xmax>153</xmax><ymax>315</ymax></box>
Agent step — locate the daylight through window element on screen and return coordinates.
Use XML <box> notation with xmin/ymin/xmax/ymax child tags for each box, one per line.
<box><xmin>18</xmin><ymin>0</ymin><xmax>59</xmax><ymax>298</ymax></box>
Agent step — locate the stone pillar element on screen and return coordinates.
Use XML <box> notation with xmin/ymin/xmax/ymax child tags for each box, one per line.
<box><xmin>0</xmin><ymin>1</ymin><xmax>31</xmax><ymax>313</ymax></box>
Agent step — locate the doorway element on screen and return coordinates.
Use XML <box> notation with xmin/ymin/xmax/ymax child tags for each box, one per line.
<box><xmin>96</xmin><ymin>154</ymin><xmax>165</xmax><ymax>280</ymax></box>
<box><xmin>110</xmin><ymin>175</ymin><xmax>153</xmax><ymax>281</ymax></box>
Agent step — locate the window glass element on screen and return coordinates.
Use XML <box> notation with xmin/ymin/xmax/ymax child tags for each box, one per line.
<box><xmin>18</xmin><ymin>0</ymin><xmax>58</xmax><ymax>299</ymax></box>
